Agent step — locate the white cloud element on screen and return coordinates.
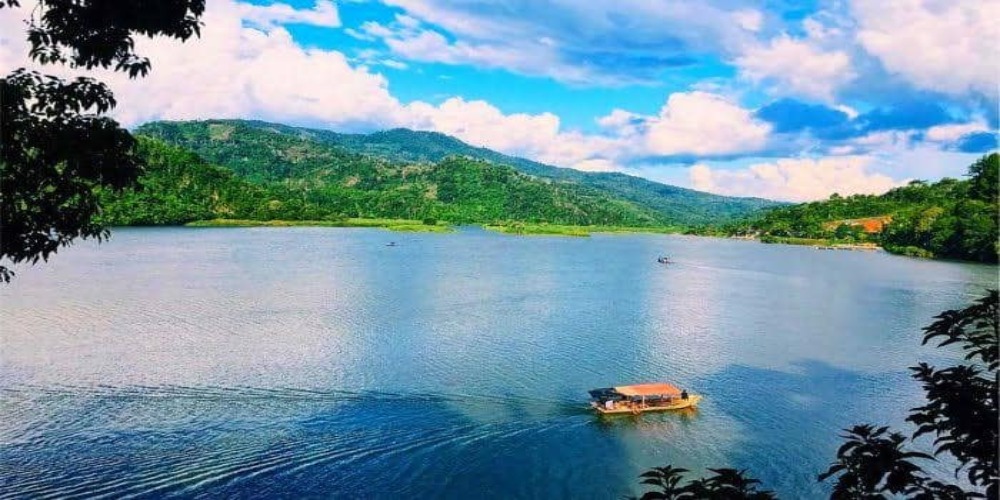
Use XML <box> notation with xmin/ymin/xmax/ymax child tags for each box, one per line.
<box><xmin>733</xmin><ymin>10</ymin><xmax>764</xmax><ymax>32</ymax></box>
<box><xmin>394</xmin><ymin>14</ymin><xmax>421</xmax><ymax>29</ymax></box>
<box><xmin>924</xmin><ymin>120</ymin><xmax>989</xmax><ymax>142</ymax></box>
<box><xmin>643</xmin><ymin>92</ymin><xmax>772</xmax><ymax>156</ymax></box>
<box><xmin>381</xmin><ymin>59</ymin><xmax>409</xmax><ymax>70</ymax></box>
<box><xmin>405</xmin><ymin>97</ymin><xmax>562</xmax><ymax>155</ymax></box>
<box><xmin>852</xmin><ymin>0</ymin><xmax>1000</xmax><ymax>96</ymax></box>
<box><xmin>572</xmin><ymin>158</ymin><xmax>623</xmax><ymax>172</ymax></box>
<box><xmin>834</xmin><ymin>104</ymin><xmax>859</xmax><ymax>119</ymax></box>
<box><xmin>596</xmin><ymin>108</ymin><xmax>645</xmax><ymax>138</ymax></box>
<box><xmin>111</xmin><ymin>4</ymin><xmax>401</xmax><ymax>128</ymax></box>
<box><xmin>736</xmin><ymin>35</ymin><xmax>855</xmax><ymax>101</ymax></box>
<box><xmin>403</xmin><ymin>97</ymin><xmax>626</xmax><ymax>169</ymax></box>
<box><xmin>239</xmin><ymin>0</ymin><xmax>340</xmax><ymax>28</ymax></box>
<box><xmin>690</xmin><ymin>156</ymin><xmax>902</xmax><ymax>201</ymax></box>
<box><xmin>0</xmin><ymin>1</ymin><xmax>404</xmax><ymax>129</ymax></box>
<box><xmin>825</xmin><ymin>130</ymin><xmax>917</xmax><ymax>156</ymax></box>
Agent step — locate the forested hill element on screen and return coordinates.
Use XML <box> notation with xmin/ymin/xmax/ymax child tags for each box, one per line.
<box><xmin>136</xmin><ymin>119</ymin><xmax>783</xmax><ymax>225</ymax></box>
<box><xmin>99</xmin><ymin>136</ymin><xmax>667</xmax><ymax>227</ymax></box>
<box><xmin>723</xmin><ymin>153</ymin><xmax>998</xmax><ymax>263</ymax></box>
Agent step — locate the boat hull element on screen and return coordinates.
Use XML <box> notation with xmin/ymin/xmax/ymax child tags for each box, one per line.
<box><xmin>591</xmin><ymin>395</ymin><xmax>702</xmax><ymax>415</ymax></box>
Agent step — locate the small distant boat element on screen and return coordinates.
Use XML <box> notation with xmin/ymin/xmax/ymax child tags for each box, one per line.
<box><xmin>387</xmin><ymin>242</ymin><xmax>397</xmax><ymax>247</ymax></box>
<box><xmin>657</xmin><ymin>256</ymin><xmax>671</xmax><ymax>264</ymax></box>
<box><xmin>589</xmin><ymin>383</ymin><xmax>701</xmax><ymax>415</ymax></box>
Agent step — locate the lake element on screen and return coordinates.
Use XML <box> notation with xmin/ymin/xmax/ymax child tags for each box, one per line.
<box><xmin>1</xmin><ymin>227</ymin><xmax>994</xmax><ymax>499</ymax></box>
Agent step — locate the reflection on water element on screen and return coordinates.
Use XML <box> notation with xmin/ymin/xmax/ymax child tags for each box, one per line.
<box><xmin>0</xmin><ymin>227</ymin><xmax>994</xmax><ymax>498</ymax></box>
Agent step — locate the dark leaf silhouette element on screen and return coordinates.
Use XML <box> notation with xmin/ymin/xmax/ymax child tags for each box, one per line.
<box><xmin>1</xmin><ymin>0</ymin><xmax>205</xmax><ymax>281</ymax></box>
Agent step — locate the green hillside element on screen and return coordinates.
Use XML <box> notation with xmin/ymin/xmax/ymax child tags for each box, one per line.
<box><xmin>99</xmin><ymin>135</ymin><xmax>667</xmax><ymax>228</ymax></box>
<box><xmin>136</xmin><ymin>119</ymin><xmax>783</xmax><ymax>225</ymax></box>
<box><xmin>716</xmin><ymin>154</ymin><xmax>998</xmax><ymax>263</ymax></box>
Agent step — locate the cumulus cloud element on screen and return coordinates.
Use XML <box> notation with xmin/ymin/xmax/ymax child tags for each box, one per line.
<box><xmin>736</xmin><ymin>35</ymin><xmax>855</xmax><ymax>101</ymax></box>
<box><xmin>398</xmin><ymin>97</ymin><xmax>642</xmax><ymax>171</ymax></box>
<box><xmin>405</xmin><ymin>97</ymin><xmax>562</xmax><ymax>156</ymax></box>
<box><xmin>852</xmin><ymin>0</ymin><xmax>1000</xmax><ymax>96</ymax></box>
<box><xmin>0</xmin><ymin>0</ymin><xmax>400</xmax><ymax>129</ymax></box>
<box><xmin>690</xmin><ymin>157</ymin><xmax>902</xmax><ymax>201</ymax></box>
<box><xmin>644</xmin><ymin>92</ymin><xmax>772</xmax><ymax>156</ymax></box>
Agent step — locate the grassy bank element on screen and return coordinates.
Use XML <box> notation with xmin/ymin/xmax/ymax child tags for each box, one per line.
<box><xmin>485</xmin><ymin>223</ymin><xmax>682</xmax><ymax>237</ymax></box>
<box><xmin>760</xmin><ymin>235</ymin><xmax>882</xmax><ymax>250</ymax></box>
<box><xmin>182</xmin><ymin>218</ymin><xmax>684</xmax><ymax>236</ymax></box>
<box><xmin>185</xmin><ymin>218</ymin><xmax>453</xmax><ymax>233</ymax></box>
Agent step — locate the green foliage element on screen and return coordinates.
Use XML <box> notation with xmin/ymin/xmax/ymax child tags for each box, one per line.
<box><xmin>818</xmin><ymin>425</ymin><xmax>933</xmax><ymax>498</ymax></box>
<box><xmin>718</xmin><ymin>154</ymin><xmax>998</xmax><ymax>263</ymax></box>
<box><xmin>137</xmin><ymin>119</ymin><xmax>784</xmax><ymax>226</ymax></box>
<box><xmin>880</xmin><ymin>154</ymin><xmax>998</xmax><ymax>263</ymax></box>
<box><xmin>0</xmin><ymin>0</ymin><xmax>204</xmax><ymax>282</ymax></box>
<box><xmin>633</xmin><ymin>466</ymin><xmax>776</xmax><ymax>499</ymax></box>
<box><xmin>122</xmin><ymin>121</ymin><xmax>672</xmax><ymax>227</ymax></box>
<box><xmin>96</xmin><ymin>137</ymin><xmax>308</xmax><ymax>225</ymax></box>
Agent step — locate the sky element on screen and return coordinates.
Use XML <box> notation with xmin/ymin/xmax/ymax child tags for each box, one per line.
<box><xmin>1</xmin><ymin>0</ymin><xmax>998</xmax><ymax>201</ymax></box>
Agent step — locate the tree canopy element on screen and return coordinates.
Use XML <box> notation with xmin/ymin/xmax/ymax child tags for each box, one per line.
<box><xmin>116</xmin><ymin>121</ymin><xmax>669</xmax><ymax>227</ymax></box>
<box><xmin>0</xmin><ymin>0</ymin><xmax>205</xmax><ymax>282</ymax></box>
<box><xmin>97</xmin><ymin>135</ymin><xmax>666</xmax><ymax>228</ymax></box>
<box><xmin>137</xmin><ymin>119</ymin><xmax>783</xmax><ymax>226</ymax></box>
<box><xmin>701</xmin><ymin>153</ymin><xmax>999</xmax><ymax>263</ymax></box>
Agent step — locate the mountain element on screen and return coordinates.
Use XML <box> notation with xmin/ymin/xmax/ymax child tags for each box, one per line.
<box><xmin>720</xmin><ymin>153</ymin><xmax>998</xmax><ymax>262</ymax></box>
<box><xmin>136</xmin><ymin>119</ymin><xmax>783</xmax><ymax>225</ymax></box>
<box><xmin>100</xmin><ymin>134</ymin><xmax>668</xmax><ymax>227</ymax></box>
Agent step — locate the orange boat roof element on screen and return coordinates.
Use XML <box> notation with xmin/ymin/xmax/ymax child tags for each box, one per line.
<box><xmin>614</xmin><ymin>383</ymin><xmax>682</xmax><ymax>397</ymax></box>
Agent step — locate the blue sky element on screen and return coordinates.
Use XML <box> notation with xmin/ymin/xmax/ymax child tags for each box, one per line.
<box><xmin>1</xmin><ymin>0</ymin><xmax>996</xmax><ymax>200</ymax></box>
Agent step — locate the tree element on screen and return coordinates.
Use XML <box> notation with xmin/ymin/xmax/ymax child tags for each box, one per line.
<box><xmin>633</xmin><ymin>466</ymin><xmax>776</xmax><ymax>500</ymax></box>
<box><xmin>967</xmin><ymin>154</ymin><xmax>998</xmax><ymax>205</ymax></box>
<box><xmin>635</xmin><ymin>290</ymin><xmax>998</xmax><ymax>499</ymax></box>
<box><xmin>0</xmin><ymin>0</ymin><xmax>205</xmax><ymax>282</ymax></box>
<box><xmin>820</xmin><ymin>290</ymin><xmax>997</xmax><ymax>499</ymax></box>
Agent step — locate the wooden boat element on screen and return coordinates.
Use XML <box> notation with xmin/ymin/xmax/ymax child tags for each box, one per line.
<box><xmin>657</xmin><ymin>256</ymin><xmax>671</xmax><ymax>264</ymax></box>
<box><xmin>589</xmin><ymin>383</ymin><xmax>701</xmax><ymax>415</ymax></box>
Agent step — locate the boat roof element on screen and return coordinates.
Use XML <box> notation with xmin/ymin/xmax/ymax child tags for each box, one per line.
<box><xmin>614</xmin><ymin>383</ymin><xmax>681</xmax><ymax>397</ymax></box>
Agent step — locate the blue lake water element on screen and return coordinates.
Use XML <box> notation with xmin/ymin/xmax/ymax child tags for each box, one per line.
<box><xmin>0</xmin><ymin>227</ymin><xmax>994</xmax><ymax>498</ymax></box>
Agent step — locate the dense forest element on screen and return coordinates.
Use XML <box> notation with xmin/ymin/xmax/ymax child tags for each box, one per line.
<box><xmin>137</xmin><ymin>120</ymin><xmax>783</xmax><ymax>225</ymax></box>
<box><xmin>98</xmin><ymin>136</ymin><xmax>665</xmax><ymax>227</ymax></box>
<box><xmin>708</xmin><ymin>153</ymin><xmax>998</xmax><ymax>263</ymax></box>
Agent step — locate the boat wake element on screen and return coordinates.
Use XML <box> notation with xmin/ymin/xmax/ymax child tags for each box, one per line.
<box><xmin>1</xmin><ymin>383</ymin><xmax>598</xmax><ymax>499</ymax></box>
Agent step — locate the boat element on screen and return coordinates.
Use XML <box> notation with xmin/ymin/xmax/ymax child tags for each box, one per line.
<box><xmin>589</xmin><ymin>383</ymin><xmax>701</xmax><ymax>415</ymax></box>
<box><xmin>657</xmin><ymin>256</ymin><xmax>671</xmax><ymax>264</ymax></box>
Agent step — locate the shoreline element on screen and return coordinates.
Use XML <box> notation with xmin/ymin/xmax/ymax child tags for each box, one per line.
<box><xmin>184</xmin><ymin>218</ymin><xmax>454</xmax><ymax>233</ymax></box>
<box><xmin>754</xmin><ymin>236</ymin><xmax>884</xmax><ymax>252</ymax></box>
<box><xmin>181</xmin><ymin>219</ymin><xmax>683</xmax><ymax>237</ymax></box>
